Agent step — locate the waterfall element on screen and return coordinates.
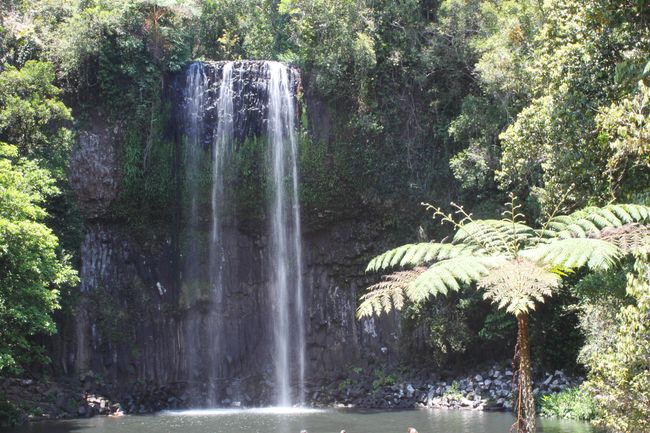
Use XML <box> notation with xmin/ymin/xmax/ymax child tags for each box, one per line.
<box><xmin>207</xmin><ymin>62</ymin><xmax>234</xmax><ymax>403</ymax></box>
<box><xmin>209</xmin><ymin>61</ymin><xmax>233</xmax><ymax>327</ymax></box>
<box><xmin>267</xmin><ymin>62</ymin><xmax>305</xmax><ymax>406</ymax></box>
<box><xmin>183</xmin><ymin>62</ymin><xmax>206</xmax><ymax>284</ymax></box>
<box><xmin>179</xmin><ymin>60</ymin><xmax>305</xmax><ymax>407</ymax></box>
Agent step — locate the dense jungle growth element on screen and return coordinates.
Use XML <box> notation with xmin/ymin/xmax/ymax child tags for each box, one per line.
<box><xmin>0</xmin><ymin>0</ymin><xmax>648</xmax><ymax>431</ymax></box>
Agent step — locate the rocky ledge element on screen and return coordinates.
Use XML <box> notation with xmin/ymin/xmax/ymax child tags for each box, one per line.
<box><xmin>310</xmin><ymin>363</ymin><xmax>582</xmax><ymax>411</ymax></box>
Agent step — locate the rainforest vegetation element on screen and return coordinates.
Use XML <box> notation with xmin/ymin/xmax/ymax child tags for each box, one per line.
<box><xmin>0</xmin><ymin>0</ymin><xmax>648</xmax><ymax>432</ymax></box>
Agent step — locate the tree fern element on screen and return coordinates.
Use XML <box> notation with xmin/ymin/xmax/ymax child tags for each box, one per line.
<box><xmin>597</xmin><ymin>223</ymin><xmax>650</xmax><ymax>252</ymax></box>
<box><xmin>406</xmin><ymin>255</ymin><xmax>506</xmax><ymax>302</ymax></box>
<box><xmin>358</xmin><ymin>256</ymin><xmax>505</xmax><ymax>318</ymax></box>
<box><xmin>358</xmin><ymin>200</ymin><xmax>650</xmax><ymax>433</ymax></box>
<box><xmin>356</xmin><ymin>268</ymin><xmax>424</xmax><ymax>318</ymax></box>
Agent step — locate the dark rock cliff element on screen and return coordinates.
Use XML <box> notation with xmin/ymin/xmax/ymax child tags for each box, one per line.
<box><xmin>67</xmin><ymin>61</ymin><xmax>404</xmax><ymax>406</ymax></box>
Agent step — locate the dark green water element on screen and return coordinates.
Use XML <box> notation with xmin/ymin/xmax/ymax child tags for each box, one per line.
<box><xmin>7</xmin><ymin>408</ymin><xmax>594</xmax><ymax>433</ymax></box>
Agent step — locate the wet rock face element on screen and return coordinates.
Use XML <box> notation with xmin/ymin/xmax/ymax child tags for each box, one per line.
<box><xmin>69</xmin><ymin>127</ymin><xmax>121</xmax><ymax>219</ymax></box>
<box><xmin>73</xmin><ymin>222</ymin><xmax>178</xmax><ymax>381</ymax></box>
<box><xmin>174</xmin><ymin>60</ymin><xmax>301</xmax><ymax>145</ymax></box>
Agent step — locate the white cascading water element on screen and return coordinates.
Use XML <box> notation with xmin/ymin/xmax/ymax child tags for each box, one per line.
<box><xmin>182</xmin><ymin>62</ymin><xmax>209</xmax><ymax>396</ymax></box>
<box><xmin>184</xmin><ymin>62</ymin><xmax>206</xmax><ymax>267</ymax></box>
<box><xmin>210</xmin><ymin>62</ymin><xmax>234</xmax><ymax>315</ymax></box>
<box><xmin>182</xmin><ymin>60</ymin><xmax>305</xmax><ymax>407</ymax></box>
<box><xmin>207</xmin><ymin>62</ymin><xmax>235</xmax><ymax>402</ymax></box>
<box><xmin>267</xmin><ymin>61</ymin><xmax>305</xmax><ymax>406</ymax></box>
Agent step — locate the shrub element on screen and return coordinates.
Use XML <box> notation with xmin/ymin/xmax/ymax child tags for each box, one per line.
<box><xmin>539</xmin><ymin>387</ymin><xmax>597</xmax><ymax>421</ymax></box>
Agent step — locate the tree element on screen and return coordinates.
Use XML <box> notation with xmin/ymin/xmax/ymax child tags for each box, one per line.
<box><xmin>586</xmin><ymin>245</ymin><xmax>650</xmax><ymax>433</ymax></box>
<box><xmin>357</xmin><ymin>198</ymin><xmax>650</xmax><ymax>433</ymax></box>
<box><xmin>497</xmin><ymin>0</ymin><xmax>650</xmax><ymax>212</ymax></box>
<box><xmin>0</xmin><ymin>60</ymin><xmax>73</xmax><ymax>179</ymax></box>
<box><xmin>0</xmin><ymin>143</ymin><xmax>77</xmax><ymax>373</ymax></box>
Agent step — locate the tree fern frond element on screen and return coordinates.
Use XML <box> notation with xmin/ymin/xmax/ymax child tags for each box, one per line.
<box><xmin>356</xmin><ymin>268</ymin><xmax>425</xmax><ymax>318</ymax></box>
<box><xmin>478</xmin><ymin>259</ymin><xmax>561</xmax><ymax>316</ymax></box>
<box><xmin>521</xmin><ymin>238</ymin><xmax>623</xmax><ymax>271</ymax></box>
<box><xmin>543</xmin><ymin>204</ymin><xmax>650</xmax><ymax>239</ymax></box>
<box><xmin>365</xmin><ymin>242</ymin><xmax>479</xmax><ymax>272</ymax></box>
<box><xmin>594</xmin><ymin>223</ymin><xmax>650</xmax><ymax>253</ymax></box>
<box><xmin>453</xmin><ymin>219</ymin><xmax>535</xmax><ymax>252</ymax></box>
<box><xmin>405</xmin><ymin>255</ymin><xmax>507</xmax><ymax>303</ymax></box>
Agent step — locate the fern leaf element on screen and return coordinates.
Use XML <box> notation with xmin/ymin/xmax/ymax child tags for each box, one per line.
<box><xmin>356</xmin><ymin>268</ymin><xmax>424</xmax><ymax>318</ymax></box>
<box><xmin>366</xmin><ymin>242</ymin><xmax>479</xmax><ymax>272</ymax></box>
<box><xmin>522</xmin><ymin>238</ymin><xmax>623</xmax><ymax>271</ymax></box>
<box><xmin>405</xmin><ymin>256</ymin><xmax>507</xmax><ymax>303</ymax></box>
<box><xmin>453</xmin><ymin>220</ymin><xmax>535</xmax><ymax>252</ymax></box>
<box><xmin>596</xmin><ymin>223</ymin><xmax>650</xmax><ymax>253</ymax></box>
<box><xmin>544</xmin><ymin>204</ymin><xmax>650</xmax><ymax>239</ymax></box>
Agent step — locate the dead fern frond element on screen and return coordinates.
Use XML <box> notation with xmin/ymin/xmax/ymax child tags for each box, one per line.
<box><xmin>591</xmin><ymin>223</ymin><xmax>650</xmax><ymax>253</ymax></box>
<box><xmin>356</xmin><ymin>267</ymin><xmax>425</xmax><ymax>318</ymax></box>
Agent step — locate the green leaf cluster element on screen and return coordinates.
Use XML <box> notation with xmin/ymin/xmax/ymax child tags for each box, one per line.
<box><xmin>0</xmin><ymin>60</ymin><xmax>72</xmax><ymax>180</ymax></box>
<box><xmin>539</xmin><ymin>387</ymin><xmax>597</xmax><ymax>421</ymax></box>
<box><xmin>585</xmin><ymin>247</ymin><xmax>650</xmax><ymax>433</ymax></box>
<box><xmin>0</xmin><ymin>143</ymin><xmax>78</xmax><ymax>373</ymax></box>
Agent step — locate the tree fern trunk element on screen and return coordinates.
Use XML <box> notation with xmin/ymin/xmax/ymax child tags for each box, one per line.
<box><xmin>515</xmin><ymin>313</ymin><xmax>536</xmax><ymax>433</ymax></box>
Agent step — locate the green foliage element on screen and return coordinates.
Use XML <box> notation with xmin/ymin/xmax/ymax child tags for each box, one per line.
<box><xmin>598</xmin><ymin>80</ymin><xmax>650</xmax><ymax>199</ymax></box>
<box><xmin>572</xmin><ymin>268</ymin><xmax>629</xmax><ymax>366</ymax></box>
<box><xmin>234</xmin><ymin>135</ymin><xmax>267</xmax><ymax>230</ymax></box>
<box><xmin>279</xmin><ymin>0</ymin><xmax>375</xmax><ymax>95</ymax></box>
<box><xmin>443</xmin><ymin>381</ymin><xmax>463</xmax><ymax>400</ymax></box>
<box><xmin>372</xmin><ymin>370</ymin><xmax>397</xmax><ymax>391</ymax></box>
<box><xmin>366</xmin><ymin>242</ymin><xmax>480</xmax><ymax>272</ymax></box>
<box><xmin>297</xmin><ymin>132</ymin><xmax>358</xmax><ymax>227</ymax></box>
<box><xmin>539</xmin><ymin>387</ymin><xmax>597</xmax><ymax>421</ymax></box>
<box><xmin>402</xmin><ymin>297</ymin><xmax>473</xmax><ymax>368</ymax></box>
<box><xmin>497</xmin><ymin>0</ymin><xmax>650</xmax><ymax>212</ymax></box>
<box><xmin>544</xmin><ymin>204</ymin><xmax>650</xmax><ymax>239</ymax></box>
<box><xmin>521</xmin><ymin>238</ymin><xmax>622</xmax><ymax>271</ymax></box>
<box><xmin>478</xmin><ymin>309</ymin><xmax>516</xmax><ymax>343</ymax></box>
<box><xmin>586</xmin><ymin>247</ymin><xmax>650</xmax><ymax>433</ymax></box>
<box><xmin>0</xmin><ymin>395</ymin><xmax>23</xmax><ymax>428</ymax></box>
<box><xmin>0</xmin><ymin>143</ymin><xmax>78</xmax><ymax>374</ymax></box>
<box><xmin>0</xmin><ymin>60</ymin><xmax>72</xmax><ymax>179</ymax></box>
<box><xmin>445</xmin><ymin>0</ymin><xmax>543</xmax><ymax>198</ymax></box>
<box><xmin>440</xmin><ymin>0</ymin><xmax>650</xmax><ymax>217</ymax></box>
<box><xmin>198</xmin><ymin>0</ymin><xmax>280</xmax><ymax>60</ymax></box>
<box><xmin>116</xmin><ymin>99</ymin><xmax>176</xmax><ymax>225</ymax></box>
